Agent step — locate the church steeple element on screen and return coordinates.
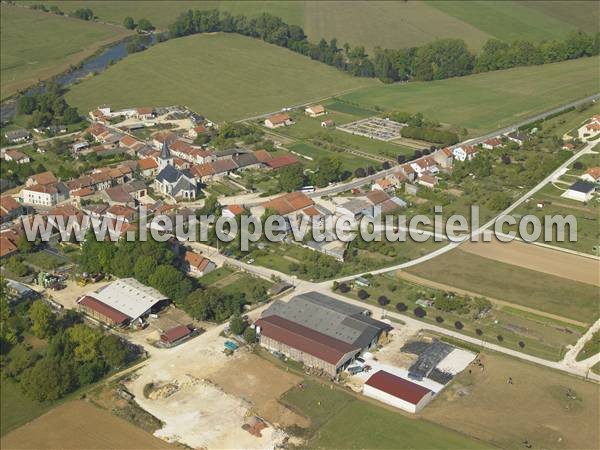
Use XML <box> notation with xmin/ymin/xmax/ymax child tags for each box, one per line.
<box><xmin>158</xmin><ymin>140</ymin><xmax>173</xmax><ymax>170</ymax></box>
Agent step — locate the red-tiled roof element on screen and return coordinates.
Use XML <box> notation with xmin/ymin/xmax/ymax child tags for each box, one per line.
<box><xmin>78</xmin><ymin>295</ymin><xmax>129</xmax><ymax>324</ymax></box>
<box><xmin>138</xmin><ymin>158</ymin><xmax>158</xmax><ymax>170</ymax></box>
<box><xmin>160</xmin><ymin>325</ymin><xmax>191</xmax><ymax>343</ymax></box>
<box><xmin>365</xmin><ymin>370</ymin><xmax>432</xmax><ymax>405</ymax></box>
<box><xmin>29</xmin><ymin>171</ymin><xmax>57</xmax><ymax>185</ymax></box>
<box><xmin>256</xmin><ymin>315</ymin><xmax>357</xmax><ymax>365</ymax></box>
<box><xmin>0</xmin><ymin>236</ymin><xmax>18</xmax><ymax>258</ymax></box>
<box><xmin>265</xmin><ymin>154</ymin><xmax>299</xmax><ymax>170</ymax></box>
<box><xmin>266</xmin><ymin>113</ymin><xmax>291</xmax><ymax>125</ymax></box>
<box><xmin>225</xmin><ymin>204</ymin><xmax>246</xmax><ymax>216</ymax></box>
<box><xmin>262</xmin><ymin>191</ymin><xmax>313</xmax><ymax>215</ymax></box>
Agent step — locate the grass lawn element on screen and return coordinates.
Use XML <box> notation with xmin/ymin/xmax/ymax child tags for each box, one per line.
<box><xmin>281</xmin><ymin>380</ymin><xmax>484</xmax><ymax>449</ymax></box>
<box><xmin>23</xmin><ymin>251</ymin><xmax>66</xmax><ymax>271</ymax></box>
<box><xmin>405</xmin><ymin>249</ymin><xmax>599</xmax><ymax>323</ymax></box>
<box><xmin>200</xmin><ymin>267</ymin><xmax>272</xmax><ymax>303</ymax></box>
<box><xmin>66</xmin><ymin>33</ymin><xmax>377</xmax><ymax>122</ymax></box>
<box><xmin>0</xmin><ymin>379</ymin><xmax>53</xmax><ymax>436</ymax></box>
<box><xmin>576</xmin><ymin>331</ymin><xmax>600</xmax><ymax>362</ymax></box>
<box><xmin>0</xmin><ymin>4</ymin><xmax>130</xmax><ymax>99</ymax></box>
<box><xmin>340</xmin><ymin>57</ymin><xmax>600</xmax><ymax>135</ymax></box>
<box><xmin>288</xmin><ymin>142</ymin><xmax>373</xmax><ymax>173</ymax></box>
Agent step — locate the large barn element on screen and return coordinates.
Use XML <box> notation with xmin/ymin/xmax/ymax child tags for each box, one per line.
<box><xmin>255</xmin><ymin>292</ymin><xmax>392</xmax><ymax>376</ymax></box>
<box><xmin>77</xmin><ymin>278</ymin><xmax>168</xmax><ymax>327</ymax></box>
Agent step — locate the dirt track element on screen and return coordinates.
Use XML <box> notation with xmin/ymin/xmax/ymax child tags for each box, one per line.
<box><xmin>1</xmin><ymin>401</ymin><xmax>172</xmax><ymax>449</ymax></box>
<box><xmin>462</xmin><ymin>238</ymin><xmax>599</xmax><ymax>286</ymax></box>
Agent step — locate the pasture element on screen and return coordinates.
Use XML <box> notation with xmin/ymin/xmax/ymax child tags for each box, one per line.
<box><xmin>66</xmin><ymin>33</ymin><xmax>376</xmax><ymax>122</ymax></box>
<box><xmin>404</xmin><ymin>249</ymin><xmax>599</xmax><ymax>323</ymax></box>
<box><xmin>0</xmin><ymin>401</ymin><xmax>172</xmax><ymax>449</ymax></box>
<box><xmin>0</xmin><ymin>4</ymin><xmax>129</xmax><ymax>99</ymax></box>
<box><xmin>0</xmin><ymin>379</ymin><xmax>52</xmax><ymax>436</ymax></box>
<box><xmin>340</xmin><ymin>57</ymin><xmax>600</xmax><ymax>135</ymax></box>
<box><xmin>424</xmin><ymin>351</ymin><xmax>600</xmax><ymax>450</ymax></box>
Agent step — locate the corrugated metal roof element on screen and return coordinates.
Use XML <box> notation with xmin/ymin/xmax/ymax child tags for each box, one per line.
<box><xmin>78</xmin><ymin>295</ymin><xmax>129</xmax><ymax>324</ymax></box>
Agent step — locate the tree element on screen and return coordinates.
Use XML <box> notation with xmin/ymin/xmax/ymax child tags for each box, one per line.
<box><xmin>123</xmin><ymin>16</ymin><xmax>136</xmax><ymax>29</ymax></box>
<box><xmin>354</xmin><ymin>167</ymin><xmax>366</xmax><ymax>178</ymax></box>
<box><xmin>278</xmin><ymin>164</ymin><xmax>305</xmax><ymax>192</ymax></box>
<box><xmin>435</xmin><ymin>316</ymin><xmax>444</xmax><ymax>323</ymax></box>
<box><xmin>396</xmin><ymin>155</ymin><xmax>406</xmax><ymax>164</ymax></box>
<box><xmin>148</xmin><ymin>265</ymin><xmax>192</xmax><ymax>304</ymax></box>
<box><xmin>396</xmin><ymin>302</ymin><xmax>407</xmax><ymax>312</ymax></box>
<box><xmin>357</xmin><ymin>289</ymin><xmax>369</xmax><ymax>300</ymax></box>
<box><xmin>497</xmin><ymin>335</ymin><xmax>504</xmax><ymax>342</ymax></box>
<box><xmin>229</xmin><ymin>313</ymin><xmax>245</xmax><ymax>335</ymax></box>
<box><xmin>518</xmin><ymin>341</ymin><xmax>525</xmax><ymax>348</ymax></box>
<box><xmin>68</xmin><ymin>324</ymin><xmax>102</xmax><ymax>362</ymax></box>
<box><xmin>312</xmin><ymin>156</ymin><xmax>342</xmax><ymax>187</ymax></box>
<box><xmin>5</xmin><ymin>256</ymin><xmax>29</xmax><ymax>277</ymax></box>
<box><xmin>454</xmin><ymin>321</ymin><xmax>464</xmax><ymax>330</ymax></box>
<box><xmin>243</xmin><ymin>326</ymin><xmax>257</xmax><ymax>344</ymax></box>
<box><xmin>99</xmin><ymin>335</ymin><xmax>128</xmax><ymax>367</ymax></box>
<box><xmin>338</xmin><ymin>283</ymin><xmax>350</xmax><ymax>293</ymax></box>
<box><xmin>20</xmin><ymin>358</ymin><xmax>75</xmax><ymax>401</ymax></box>
<box><xmin>71</xmin><ymin>8</ymin><xmax>94</xmax><ymax>21</ymax></box>
<box><xmin>413</xmin><ymin>307</ymin><xmax>426</xmax><ymax>318</ymax></box>
<box><xmin>134</xmin><ymin>255</ymin><xmax>157</xmax><ymax>284</ymax></box>
<box><xmin>29</xmin><ymin>301</ymin><xmax>55</xmax><ymax>338</ymax></box>
<box><xmin>63</xmin><ymin>107</ymin><xmax>80</xmax><ymax>124</ymax></box>
<box><xmin>475</xmin><ymin>328</ymin><xmax>483</xmax><ymax>336</ymax></box>
<box><xmin>137</xmin><ymin>18</ymin><xmax>155</xmax><ymax>31</ymax></box>
<box><xmin>377</xmin><ymin>295</ymin><xmax>389</xmax><ymax>306</ymax></box>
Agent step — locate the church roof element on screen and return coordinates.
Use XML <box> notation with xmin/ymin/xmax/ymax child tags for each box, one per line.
<box><xmin>172</xmin><ymin>177</ymin><xmax>196</xmax><ymax>196</ymax></box>
<box><xmin>156</xmin><ymin>164</ymin><xmax>183</xmax><ymax>184</ymax></box>
<box><xmin>160</xmin><ymin>140</ymin><xmax>171</xmax><ymax>160</ymax></box>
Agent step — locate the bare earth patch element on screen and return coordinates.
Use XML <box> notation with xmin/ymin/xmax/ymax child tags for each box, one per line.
<box><xmin>462</xmin><ymin>238</ymin><xmax>599</xmax><ymax>286</ymax></box>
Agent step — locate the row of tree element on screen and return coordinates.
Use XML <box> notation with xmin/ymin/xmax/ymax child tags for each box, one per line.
<box><xmin>167</xmin><ymin>9</ymin><xmax>599</xmax><ymax>82</ymax></box>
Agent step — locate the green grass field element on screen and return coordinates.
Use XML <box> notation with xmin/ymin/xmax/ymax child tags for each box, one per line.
<box><xmin>281</xmin><ymin>380</ymin><xmax>485</xmax><ymax>449</ymax></box>
<box><xmin>340</xmin><ymin>57</ymin><xmax>600</xmax><ymax>135</ymax></box>
<box><xmin>576</xmin><ymin>331</ymin><xmax>599</xmax><ymax>361</ymax></box>
<box><xmin>66</xmin><ymin>32</ymin><xmax>376</xmax><ymax>122</ymax></box>
<box><xmin>405</xmin><ymin>249</ymin><xmax>599</xmax><ymax>323</ymax></box>
<box><xmin>23</xmin><ymin>1</ymin><xmax>597</xmax><ymax>51</ymax></box>
<box><xmin>0</xmin><ymin>4</ymin><xmax>130</xmax><ymax>99</ymax></box>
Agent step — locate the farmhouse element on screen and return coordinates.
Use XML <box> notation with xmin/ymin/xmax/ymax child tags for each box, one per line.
<box><xmin>363</xmin><ymin>370</ymin><xmax>434</xmax><ymax>413</ymax></box>
<box><xmin>77</xmin><ymin>278</ymin><xmax>168</xmax><ymax>326</ymax></box>
<box><xmin>265</xmin><ymin>154</ymin><xmax>299</xmax><ymax>170</ymax></box>
<box><xmin>482</xmin><ymin>137</ymin><xmax>503</xmax><ymax>150</ymax></box>
<box><xmin>264</xmin><ymin>113</ymin><xmax>292</xmax><ymax>129</ymax></box>
<box><xmin>561</xmin><ymin>181</ymin><xmax>596</xmax><ymax>202</ymax></box>
<box><xmin>184</xmin><ymin>251</ymin><xmax>216</xmax><ymax>277</ymax></box>
<box><xmin>452</xmin><ymin>145</ymin><xmax>478</xmax><ymax>162</ymax></box>
<box><xmin>418</xmin><ymin>173</ymin><xmax>438</xmax><ymax>188</ymax></box>
<box><xmin>261</xmin><ymin>191</ymin><xmax>314</xmax><ymax>217</ymax></box>
<box><xmin>305</xmin><ymin>104</ymin><xmax>326</xmax><ymax>117</ymax></box>
<box><xmin>433</xmin><ymin>147</ymin><xmax>454</xmax><ymax>169</ymax></box>
<box><xmin>506</xmin><ymin>131</ymin><xmax>528</xmax><ymax>146</ymax></box>
<box><xmin>4</xmin><ymin>149</ymin><xmax>30</xmax><ymax>164</ymax></box>
<box><xmin>256</xmin><ymin>292</ymin><xmax>392</xmax><ymax>376</ymax></box>
<box><xmin>581</xmin><ymin>167</ymin><xmax>600</xmax><ymax>183</ymax></box>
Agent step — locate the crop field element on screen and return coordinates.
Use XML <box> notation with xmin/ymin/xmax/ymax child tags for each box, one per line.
<box><xmin>340</xmin><ymin>57</ymin><xmax>600</xmax><ymax>135</ymax></box>
<box><xmin>280</xmin><ymin>379</ymin><xmax>484</xmax><ymax>449</ymax></box>
<box><xmin>405</xmin><ymin>249</ymin><xmax>599</xmax><ymax>323</ymax></box>
<box><xmin>0</xmin><ymin>400</ymin><xmax>172</xmax><ymax>449</ymax></box>
<box><xmin>0</xmin><ymin>4</ymin><xmax>130</xmax><ymax>99</ymax></box>
<box><xmin>24</xmin><ymin>1</ymin><xmax>597</xmax><ymax>51</ymax></box>
<box><xmin>66</xmin><ymin>33</ymin><xmax>376</xmax><ymax>122</ymax></box>
<box><xmin>424</xmin><ymin>351</ymin><xmax>600</xmax><ymax>450</ymax></box>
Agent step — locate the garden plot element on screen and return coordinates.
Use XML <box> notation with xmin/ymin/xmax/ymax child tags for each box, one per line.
<box><xmin>336</xmin><ymin>117</ymin><xmax>405</xmax><ymax>141</ymax></box>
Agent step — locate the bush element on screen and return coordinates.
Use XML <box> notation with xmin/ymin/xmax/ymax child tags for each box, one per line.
<box><xmin>454</xmin><ymin>321</ymin><xmax>464</xmax><ymax>330</ymax></box>
<box><xmin>339</xmin><ymin>283</ymin><xmax>350</xmax><ymax>293</ymax></box>
<box><xmin>497</xmin><ymin>335</ymin><xmax>504</xmax><ymax>342</ymax></box>
<box><xmin>518</xmin><ymin>341</ymin><xmax>525</xmax><ymax>348</ymax></box>
<box><xmin>475</xmin><ymin>328</ymin><xmax>483</xmax><ymax>336</ymax></box>
<box><xmin>435</xmin><ymin>316</ymin><xmax>444</xmax><ymax>323</ymax></box>
<box><xmin>396</xmin><ymin>302</ymin><xmax>407</xmax><ymax>312</ymax></box>
<box><xmin>357</xmin><ymin>289</ymin><xmax>369</xmax><ymax>300</ymax></box>
<box><xmin>243</xmin><ymin>327</ymin><xmax>257</xmax><ymax>344</ymax></box>
<box><xmin>377</xmin><ymin>295</ymin><xmax>390</xmax><ymax>306</ymax></box>
<box><xmin>414</xmin><ymin>307</ymin><xmax>426</xmax><ymax>318</ymax></box>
